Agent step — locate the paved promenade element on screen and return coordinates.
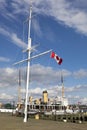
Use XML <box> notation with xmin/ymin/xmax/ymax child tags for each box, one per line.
<box><xmin>0</xmin><ymin>113</ymin><xmax>87</xmax><ymax>130</ymax></box>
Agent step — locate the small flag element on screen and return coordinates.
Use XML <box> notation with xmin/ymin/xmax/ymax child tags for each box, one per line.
<box><xmin>50</xmin><ymin>51</ymin><xmax>63</xmax><ymax>65</ymax></box>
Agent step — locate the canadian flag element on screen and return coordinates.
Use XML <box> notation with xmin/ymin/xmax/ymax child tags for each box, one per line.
<box><xmin>50</xmin><ymin>51</ymin><xmax>63</xmax><ymax>65</ymax></box>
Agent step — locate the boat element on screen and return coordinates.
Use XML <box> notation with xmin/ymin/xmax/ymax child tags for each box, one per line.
<box><xmin>44</xmin><ymin>110</ymin><xmax>65</xmax><ymax>115</ymax></box>
<box><xmin>52</xmin><ymin>109</ymin><xmax>65</xmax><ymax>115</ymax></box>
<box><xmin>27</xmin><ymin>109</ymin><xmax>40</xmax><ymax>115</ymax></box>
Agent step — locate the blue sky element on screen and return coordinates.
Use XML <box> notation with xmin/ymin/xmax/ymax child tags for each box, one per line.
<box><xmin>0</xmin><ymin>0</ymin><xmax>87</xmax><ymax>104</ymax></box>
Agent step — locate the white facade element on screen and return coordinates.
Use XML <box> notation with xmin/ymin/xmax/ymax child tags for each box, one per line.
<box><xmin>55</xmin><ymin>96</ymin><xmax>68</xmax><ymax>107</ymax></box>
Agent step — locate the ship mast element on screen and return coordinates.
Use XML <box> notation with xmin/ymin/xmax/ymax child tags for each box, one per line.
<box><xmin>13</xmin><ymin>1</ymin><xmax>52</xmax><ymax>123</ymax></box>
<box><xmin>23</xmin><ymin>2</ymin><xmax>32</xmax><ymax>123</ymax></box>
<box><xmin>61</xmin><ymin>73</ymin><xmax>64</xmax><ymax>99</ymax></box>
<box><xmin>18</xmin><ymin>69</ymin><xmax>21</xmax><ymax>105</ymax></box>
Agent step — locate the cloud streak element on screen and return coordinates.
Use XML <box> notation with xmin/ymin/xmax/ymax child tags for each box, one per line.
<box><xmin>0</xmin><ymin>57</ymin><xmax>10</xmax><ymax>62</ymax></box>
<box><xmin>1</xmin><ymin>0</ymin><xmax>87</xmax><ymax>49</ymax></box>
<box><xmin>0</xmin><ymin>93</ymin><xmax>13</xmax><ymax>100</ymax></box>
<box><xmin>0</xmin><ymin>26</ymin><xmax>27</xmax><ymax>49</ymax></box>
<box><xmin>73</xmin><ymin>69</ymin><xmax>87</xmax><ymax>78</ymax></box>
<box><xmin>7</xmin><ymin>0</ymin><xmax>87</xmax><ymax>35</ymax></box>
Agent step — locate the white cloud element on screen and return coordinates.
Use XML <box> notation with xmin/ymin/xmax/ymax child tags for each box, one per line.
<box><xmin>73</xmin><ymin>69</ymin><xmax>87</xmax><ymax>78</ymax></box>
<box><xmin>32</xmin><ymin>18</ymin><xmax>42</xmax><ymax>37</ymax></box>
<box><xmin>0</xmin><ymin>64</ymin><xmax>71</xmax><ymax>101</ymax></box>
<box><xmin>0</xmin><ymin>67</ymin><xmax>18</xmax><ymax>88</ymax></box>
<box><xmin>11</xmin><ymin>33</ymin><xmax>27</xmax><ymax>49</ymax></box>
<box><xmin>13</xmin><ymin>0</ymin><xmax>87</xmax><ymax>35</ymax></box>
<box><xmin>81</xmin><ymin>97</ymin><xmax>87</xmax><ymax>105</ymax></box>
<box><xmin>0</xmin><ymin>0</ymin><xmax>6</xmax><ymax>7</ymax></box>
<box><xmin>65</xmin><ymin>84</ymin><xmax>87</xmax><ymax>92</ymax></box>
<box><xmin>0</xmin><ymin>64</ymin><xmax>71</xmax><ymax>88</ymax></box>
<box><xmin>0</xmin><ymin>93</ymin><xmax>13</xmax><ymax>100</ymax></box>
<box><xmin>0</xmin><ymin>27</ymin><xmax>27</xmax><ymax>49</ymax></box>
<box><xmin>67</xmin><ymin>95</ymin><xmax>87</xmax><ymax>105</ymax></box>
<box><xmin>1</xmin><ymin>0</ymin><xmax>87</xmax><ymax>36</ymax></box>
<box><xmin>0</xmin><ymin>57</ymin><xmax>10</xmax><ymax>62</ymax></box>
<box><xmin>21</xmin><ymin>84</ymin><xmax>87</xmax><ymax>105</ymax></box>
<box><xmin>0</xmin><ymin>27</ymin><xmax>10</xmax><ymax>37</ymax></box>
<box><xmin>0</xmin><ymin>65</ymin><xmax>59</xmax><ymax>88</ymax></box>
<box><xmin>21</xmin><ymin>87</ymin><xmax>42</xmax><ymax>96</ymax></box>
<box><xmin>21</xmin><ymin>85</ymin><xmax>61</xmax><ymax>99</ymax></box>
<box><xmin>1</xmin><ymin>64</ymin><xmax>87</xmax><ymax>90</ymax></box>
<box><xmin>30</xmin><ymin>64</ymin><xmax>71</xmax><ymax>85</ymax></box>
<box><xmin>43</xmin><ymin>0</ymin><xmax>87</xmax><ymax>35</ymax></box>
<box><xmin>0</xmin><ymin>64</ymin><xmax>87</xmax><ymax>103</ymax></box>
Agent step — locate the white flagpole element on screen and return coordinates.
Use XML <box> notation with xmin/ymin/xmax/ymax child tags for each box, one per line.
<box><xmin>13</xmin><ymin>1</ymin><xmax>52</xmax><ymax>123</ymax></box>
<box><xmin>23</xmin><ymin>4</ymin><xmax>32</xmax><ymax>123</ymax></box>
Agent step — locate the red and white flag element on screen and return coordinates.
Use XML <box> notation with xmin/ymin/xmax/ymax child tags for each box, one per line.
<box><xmin>50</xmin><ymin>51</ymin><xmax>63</xmax><ymax>65</ymax></box>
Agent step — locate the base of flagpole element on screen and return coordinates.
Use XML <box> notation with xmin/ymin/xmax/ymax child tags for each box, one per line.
<box><xmin>23</xmin><ymin>116</ymin><xmax>27</xmax><ymax>123</ymax></box>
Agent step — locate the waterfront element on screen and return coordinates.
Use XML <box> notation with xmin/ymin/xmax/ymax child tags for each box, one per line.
<box><xmin>0</xmin><ymin>113</ymin><xmax>87</xmax><ymax>130</ymax></box>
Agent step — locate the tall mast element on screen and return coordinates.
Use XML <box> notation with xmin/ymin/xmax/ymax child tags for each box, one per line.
<box><xmin>13</xmin><ymin>1</ymin><xmax>52</xmax><ymax>123</ymax></box>
<box><xmin>23</xmin><ymin>2</ymin><xmax>32</xmax><ymax>123</ymax></box>
<box><xmin>61</xmin><ymin>73</ymin><xmax>64</xmax><ymax>99</ymax></box>
<box><xmin>18</xmin><ymin>69</ymin><xmax>21</xmax><ymax>104</ymax></box>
